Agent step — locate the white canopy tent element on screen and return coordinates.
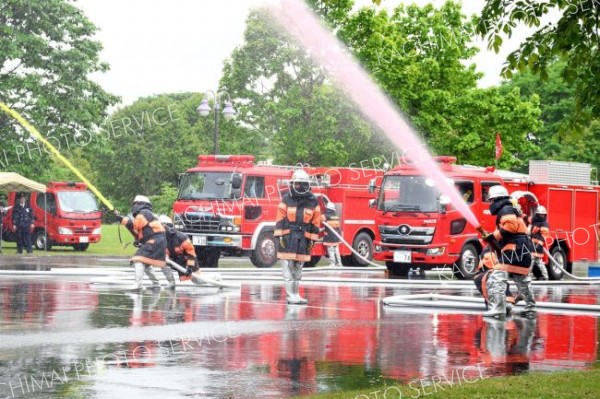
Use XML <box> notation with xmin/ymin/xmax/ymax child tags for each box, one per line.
<box><xmin>0</xmin><ymin>172</ymin><xmax>46</xmax><ymax>252</ymax></box>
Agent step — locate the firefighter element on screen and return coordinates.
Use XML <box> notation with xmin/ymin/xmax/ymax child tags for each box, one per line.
<box><xmin>473</xmin><ymin>247</ymin><xmax>516</xmax><ymax>316</ymax></box>
<box><xmin>275</xmin><ymin>169</ymin><xmax>321</xmax><ymax>305</ymax></box>
<box><xmin>158</xmin><ymin>215</ymin><xmax>199</xmax><ymax>282</ymax></box>
<box><xmin>482</xmin><ymin>185</ymin><xmax>536</xmax><ymax>318</ymax></box>
<box><xmin>12</xmin><ymin>194</ymin><xmax>34</xmax><ymax>254</ymax></box>
<box><xmin>114</xmin><ymin>196</ymin><xmax>172</xmax><ymax>290</ymax></box>
<box><xmin>529</xmin><ymin>205</ymin><xmax>551</xmax><ymax>280</ymax></box>
<box><xmin>322</xmin><ymin>202</ymin><xmax>342</xmax><ymax>267</ymax></box>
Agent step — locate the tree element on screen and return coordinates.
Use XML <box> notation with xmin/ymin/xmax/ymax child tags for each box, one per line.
<box><xmin>220</xmin><ymin>9</ymin><xmax>381</xmax><ymax>166</ymax></box>
<box><xmin>89</xmin><ymin>93</ymin><xmax>212</xmax><ymax>207</ymax></box>
<box><xmin>0</xmin><ymin>0</ymin><xmax>118</xmax><ymax>177</ymax></box>
<box><xmin>477</xmin><ymin>0</ymin><xmax>600</xmax><ymax>127</ymax></box>
<box><xmin>334</xmin><ymin>1</ymin><xmax>541</xmax><ymax>168</ymax></box>
<box><xmin>501</xmin><ymin>61</ymin><xmax>600</xmax><ymax>172</ymax></box>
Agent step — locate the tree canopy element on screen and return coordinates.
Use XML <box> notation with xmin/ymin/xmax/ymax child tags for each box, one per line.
<box><xmin>0</xmin><ymin>0</ymin><xmax>118</xmax><ymax>178</ymax></box>
<box><xmin>477</xmin><ymin>0</ymin><xmax>600</xmax><ymax>128</ymax></box>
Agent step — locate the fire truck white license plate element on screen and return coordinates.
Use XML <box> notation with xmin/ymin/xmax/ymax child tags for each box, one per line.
<box><xmin>393</xmin><ymin>250</ymin><xmax>411</xmax><ymax>263</ymax></box>
<box><xmin>79</xmin><ymin>237</ymin><xmax>89</xmax><ymax>243</ymax></box>
<box><xmin>192</xmin><ymin>235</ymin><xmax>207</xmax><ymax>246</ymax></box>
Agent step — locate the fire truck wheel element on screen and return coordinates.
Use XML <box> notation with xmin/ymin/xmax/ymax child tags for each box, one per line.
<box><xmin>72</xmin><ymin>243</ymin><xmax>89</xmax><ymax>251</ymax></box>
<box><xmin>548</xmin><ymin>246</ymin><xmax>566</xmax><ymax>280</ymax></box>
<box><xmin>304</xmin><ymin>256</ymin><xmax>321</xmax><ymax>268</ymax></box>
<box><xmin>34</xmin><ymin>229</ymin><xmax>52</xmax><ymax>251</ymax></box>
<box><xmin>386</xmin><ymin>261</ymin><xmax>410</xmax><ymax>277</ymax></box>
<box><xmin>454</xmin><ymin>243</ymin><xmax>479</xmax><ymax>280</ymax></box>
<box><xmin>196</xmin><ymin>247</ymin><xmax>220</xmax><ymax>268</ymax></box>
<box><xmin>250</xmin><ymin>231</ymin><xmax>277</xmax><ymax>268</ymax></box>
<box><xmin>352</xmin><ymin>232</ymin><xmax>374</xmax><ymax>266</ymax></box>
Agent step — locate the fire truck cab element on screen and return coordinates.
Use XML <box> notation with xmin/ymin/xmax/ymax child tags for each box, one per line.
<box><xmin>172</xmin><ymin>155</ymin><xmax>382</xmax><ymax>268</ymax></box>
<box><xmin>2</xmin><ymin>181</ymin><xmax>102</xmax><ymax>251</ymax></box>
<box><xmin>371</xmin><ymin>157</ymin><xmax>599</xmax><ymax>279</ymax></box>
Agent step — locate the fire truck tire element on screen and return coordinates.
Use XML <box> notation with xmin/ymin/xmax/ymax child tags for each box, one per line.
<box><xmin>341</xmin><ymin>256</ymin><xmax>354</xmax><ymax>266</ymax></box>
<box><xmin>454</xmin><ymin>243</ymin><xmax>479</xmax><ymax>280</ymax></box>
<box><xmin>304</xmin><ymin>256</ymin><xmax>321</xmax><ymax>268</ymax></box>
<box><xmin>34</xmin><ymin>229</ymin><xmax>52</xmax><ymax>251</ymax></box>
<box><xmin>386</xmin><ymin>261</ymin><xmax>410</xmax><ymax>277</ymax></box>
<box><xmin>250</xmin><ymin>231</ymin><xmax>277</xmax><ymax>268</ymax></box>
<box><xmin>548</xmin><ymin>246</ymin><xmax>566</xmax><ymax>280</ymax></box>
<box><xmin>351</xmin><ymin>232</ymin><xmax>374</xmax><ymax>266</ymax></box>
<box><xmin>196</xmin><ymin>247</ymin><xmax>220</xmax><ymax>268</ymax></box>
<box><xmin>73</xmin><ymin>243</ymin><xmax>89</xmax><ymax>251</ymax></box>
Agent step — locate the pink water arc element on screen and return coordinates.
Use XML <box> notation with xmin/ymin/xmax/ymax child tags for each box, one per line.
<box><xmin>267</xmin><ymin>0</ymin><xmax>480</xmax><ymax>228</ymax></box>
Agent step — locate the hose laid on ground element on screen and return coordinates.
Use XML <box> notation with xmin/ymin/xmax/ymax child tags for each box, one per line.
<box><xmin>165</xmin><ymin>258</ymin><xmax>240</xmax><ymax>289</ymax></box>
<box><xmin>543</xmin><ymin>247</ymin><xmax>600</xmax><ymax>281</ymax></box>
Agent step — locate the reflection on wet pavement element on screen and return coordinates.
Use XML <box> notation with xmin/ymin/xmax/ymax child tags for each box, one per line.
<box><xmin>0</xmin><ymin>263</ymin><xmax>599</xmax><ymax>398</ymax></box>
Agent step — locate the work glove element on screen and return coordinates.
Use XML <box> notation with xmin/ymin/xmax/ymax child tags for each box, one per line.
<box><xmin>278</xmin><ymin>236</ymin><xmax>286</xmax><ymax>249</ymax></box>
<box><xmin>185</xmin><ymin>266</ymin><xmax>193</xmax><ymax>276</ymax></box>
<box><xmin>133</xmin><ymin>240</ymin><xmax>141</xmax><ymax>248</ymax></box>
<box><xmin>307</xmin><ymin>240</ymin><xmax>314</xmax><ymax>251</ymax></box>
<box><xmin>114</xmin><ymin>209</ymin><xmax>123</xmax><ymax>222</ymax></box>
<box><xmin>482</xmin><ymin>232</ymin><xmax>495</xmax><ymax>243</ymax></box>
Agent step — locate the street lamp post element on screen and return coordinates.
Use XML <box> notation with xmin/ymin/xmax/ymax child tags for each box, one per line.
<box><xmin>196</xmin><ymin>89</ymin><xmax>236</xmax><ymax>155</ymax></box>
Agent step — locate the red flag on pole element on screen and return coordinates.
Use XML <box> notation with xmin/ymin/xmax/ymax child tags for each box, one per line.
<box><xmin>495</xmin><ymin>132</ymin><xmax>503</xmax><ymax>161</ymax></box>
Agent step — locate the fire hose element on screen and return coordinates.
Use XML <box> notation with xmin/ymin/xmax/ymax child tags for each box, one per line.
<box><xmin>321</xmin><ymin>221</ymin><xmax>382</xmax><ymax>267</ymax></box>
<box><xmin>165</xmin><ymin>257</ymin><xmax>240</xmax><ymax>289</ymax></box>
<box><xmin>543</xmin><ymin>247</ymin><xmax>600</xmax><ymax>281</ymax></box>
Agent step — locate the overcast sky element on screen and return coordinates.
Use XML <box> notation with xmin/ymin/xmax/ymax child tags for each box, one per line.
<box><xmin>76</xmin><ymin>0</ymin><xmax>541</xmax><ymax>107</ymax></box>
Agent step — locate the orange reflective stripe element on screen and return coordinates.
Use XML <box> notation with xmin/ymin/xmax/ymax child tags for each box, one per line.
<box><xmin>502</xmin><ymin>243</ymin><xmax>516</xmax><ymax>251</ymax></box>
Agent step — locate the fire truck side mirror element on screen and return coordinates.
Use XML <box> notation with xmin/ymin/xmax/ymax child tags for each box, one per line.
<box><xmin>439</xmin><ymin>195</ymin><xmax>450</xmax><ymax>214</ymax></box>
<box><xmin>368</xmin><ymin>179</ymin><xmax>378</xmax><ymax>194</ymax></box>
<box><xmin>368</xmin><ymin>199</ymin><xmax>377</xmax><ymax>208</ymax></box>
<box><xmin>231</xmin><ymin>173</ymin><xmax>242</xmax><ymax>190</ymax></box>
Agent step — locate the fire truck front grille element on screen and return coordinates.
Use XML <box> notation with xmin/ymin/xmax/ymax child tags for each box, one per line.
<box><xmin>73</xmin><ymin>227</ymin><xmax>92</xmax><ymax>234</ymax></box>
<box><xmin>379</xmin><ymin>225</ymin><xmax>435</xmax><ymax>245</ymax></box>
<box><xmin>177</xmin><ymin>212</ymin><xmax>220</xmax><ymax>232</ymax></box>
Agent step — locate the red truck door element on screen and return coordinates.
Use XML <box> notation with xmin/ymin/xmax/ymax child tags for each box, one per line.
<box><xmin>572</xmin><ymin>189</ymin><xmax>599</xmax><ymax>261</ymax></box>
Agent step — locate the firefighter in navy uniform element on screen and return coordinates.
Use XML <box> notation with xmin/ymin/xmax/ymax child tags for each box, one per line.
<box><xmin>115</xmin><ymin>195</ymin><xmax>172</xmax><ymax>290</ymax></box>
<box><xmin>12</xmin><ymin>194</ymin><xmax>34</xmax><ymax>254</ymax></box>
<box><xmin>158</xmin><ymin>215</ymin><xmax>198</xmax><ymax>282</ymax></box>
<box><xmin>275</xmin><ymin>169</ymin><xmax>321</xmax><ymax>305</ymax></box>
<box><xmin>482</xmin><ymin>185</ymin><xmax>536</xmax><ymax>318</ymax></box>
<box><xmin>322</xmin><ymin>202</ymin><xmax>342</xmax><ymax>267</ymax></box>
<box><xmin>529</xmin><ymin>205</ymin><xmax>551</xmax><ymax>280</ymax></box>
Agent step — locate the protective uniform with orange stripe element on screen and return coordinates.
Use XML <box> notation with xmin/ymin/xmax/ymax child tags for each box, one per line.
<box><xmin>115</xmin><ymin>195</ymin><xmax>171</xmax><ymax>290</ymax></box>
<box><xmin>529</xmin><ymin>206</ymin><xmax>551</xmax><ymax>280</ymax></box>
<box><xmin>275</xmin><ymin>170</ymin><xmax>321</xmax><ymax>305</ymax></box>
<box><xmin>482</xmin><ymin>185</ymin><xmax>536</xmax><ymax>318</ymax></box>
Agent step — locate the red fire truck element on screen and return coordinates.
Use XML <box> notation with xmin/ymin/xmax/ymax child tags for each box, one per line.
<box><xmin>1</xmin><ymin>182</ymin><xmax>102</xmax><ymax>251</ymax></box>
<box><xmin>371</xmin><ymin>157</ymin><xmax>600</xmax><ymax>279</ymax></box>
<box><xmin>171</xmin><ymin>155</ymin><xmax>381</xmax><ymax>268</ymax></box>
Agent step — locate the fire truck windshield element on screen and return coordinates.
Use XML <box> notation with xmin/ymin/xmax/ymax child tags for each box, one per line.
<box><xmin>378</xmin><ymin>175</ymin><xmax>440</xmax><ymax>213</ymax></box>
<box><xmin>57</xmin><ymin>191</ymin><xmax>99</xmax><ymax>213</ymax></box>
<box><xmin>178</xmin><ymin>172</ymin><xmax>237</xmax><ymax>200</ymax></box>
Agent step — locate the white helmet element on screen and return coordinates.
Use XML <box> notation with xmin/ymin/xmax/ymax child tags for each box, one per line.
<box><xmin>487</xmin><ymin>185</ymin><xmax>509</xmax><ymax>201</ymax></box>
<box><xmin>326</xmin><ymin>202</ymin><xmax>336</xmax><ymax>211</ymax></box>
<box><xmin>132</xmin><ymin>195</ymin><xmax>151</xmax><ymax>204</ymax></box>
<box><xmin>535</xmin><ymin>205</ymin><xmax>547</xmax><ymax>215</ymax></box>
<box><xmin>158</xmin><ymin>215</ymin><xmax>173</xmax><ymax>226</ymax></box>
<box><xmin>291</xmin><ymin>169</ymin><xmax>310</xmax><ymax>183</ymax></box>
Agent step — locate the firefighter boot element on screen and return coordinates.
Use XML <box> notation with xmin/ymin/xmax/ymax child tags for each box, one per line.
<box><xmin>285</xmin><ymin>281</ymin><xmax>297</xmax><ymax>304</ymax></box>
<box><xmin>539</xmin><ymin>262</ymin><xmax>549</xmax><ymax>281</ymax></box>
<box><xmin>291</xmin><ymin>281</ymin><xmax>308</xmax><ymax>305</ymax></box>
<box><xmin>483</xmin><ymin>294</ymin><xmax>506</xmax><ymax>320</ymax></box>
<box><xmin>162</xmin><ymin>266</ymin><xmax>176</xmax><ymax>289</ymax></box>
<box><xmin>144</xmin><ymin>265</ymin><xmax>160</xmax><ymax>287</ymax></box>
<box><xmin>128</xmin><ymin>262</ymin><xmax>145</xmax><ymax>291</ymax></box>
<box><xmin>327</xmin><ymin>246</ymin><xmax>337</xmax><ymax>267</ymax></box>
<box><xmin>333</xmin><ymin>245</ymin><xmax>342</xmax><ymax>267</ymax></box>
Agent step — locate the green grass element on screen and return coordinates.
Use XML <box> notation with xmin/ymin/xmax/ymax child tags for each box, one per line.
<box><xmin>2</xmin><ymin>224</ymin><xmax>134</xmax><ymax>256</ymax></box>
<box><xmin>299</xmin><ymin>368</ymin><xmax>600</xmax><ymax>399</ymax></box>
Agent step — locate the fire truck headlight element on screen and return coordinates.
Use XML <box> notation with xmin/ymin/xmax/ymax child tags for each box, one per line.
<box><xmin>426</xmin><ymin>247</ymin><xmax>445</xmax><ymax>256</ymax></box>
<box><xmin>58</xmin><ymin>227</ymin><xmax>74</xmax><ymax>235</ymax></box>
<box><xmin>92</xmin><ymin>227</ymin><xmax>102</xmax><ymax>235</ymax></box>
<box><xmin>375</xmin><ymin>245</ymin><xmax>382</xmax><ymax>252</ymax></box>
